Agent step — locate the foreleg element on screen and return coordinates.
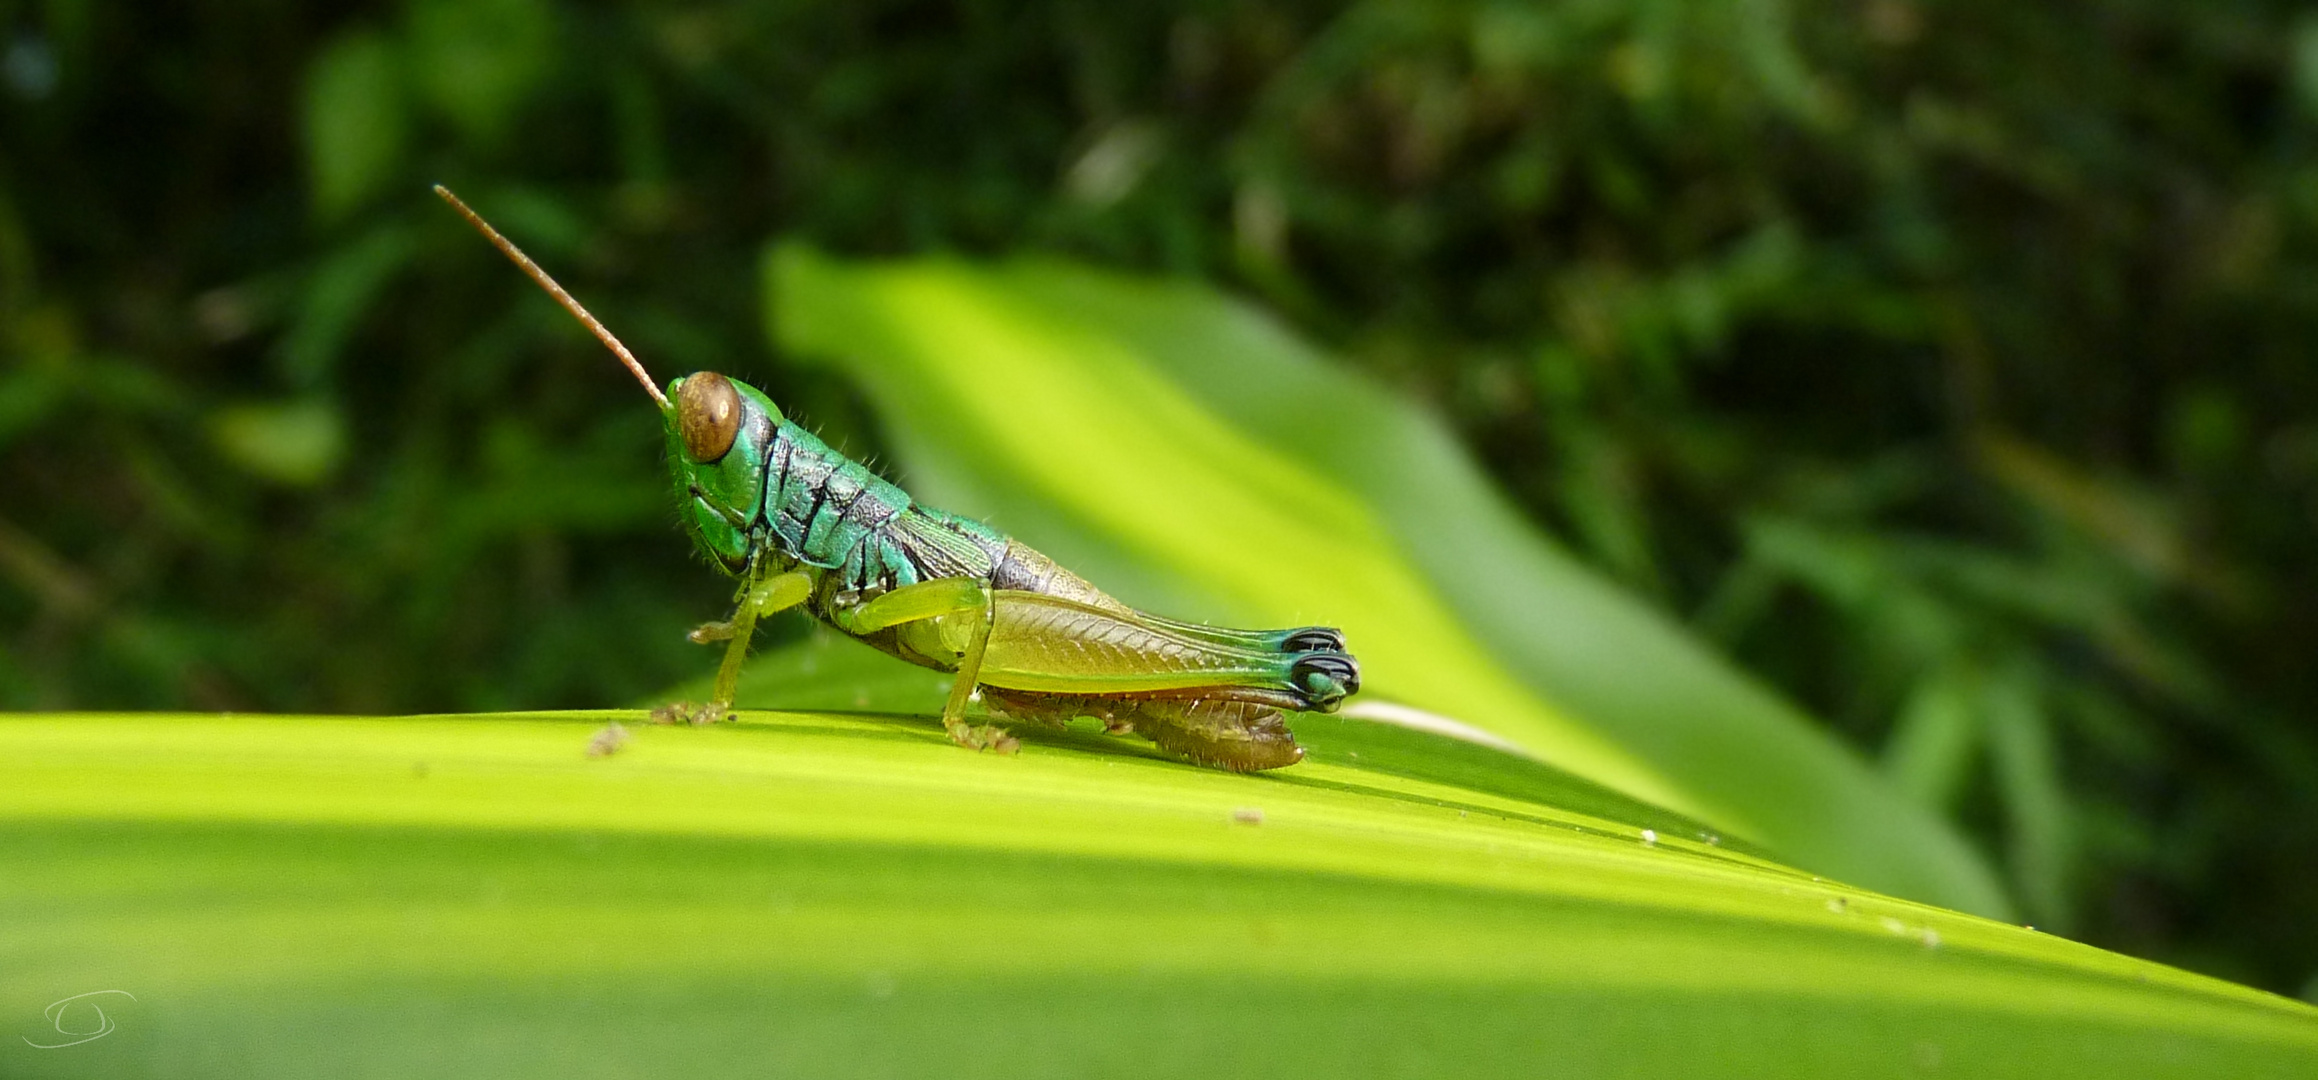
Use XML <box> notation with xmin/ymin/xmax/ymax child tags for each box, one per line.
<box><xmin>681</xmin><ymin>568</ymin><xmax>814</xmax><ymax>720</ymax></box>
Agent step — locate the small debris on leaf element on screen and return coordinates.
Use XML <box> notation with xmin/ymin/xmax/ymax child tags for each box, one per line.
<box><xmin>650</xmin><ymin>701</ymin><xmax>725</xmax><ymax>726</ymax></box>
<box><xmin>587</xmin><ymin>721</ymin><xmax>630</xmax><ymax>757</ymax></box>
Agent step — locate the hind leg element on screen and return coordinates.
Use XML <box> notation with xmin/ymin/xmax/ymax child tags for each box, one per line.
<box><xmin>1125</xmin><ymin>697</ymin><xmax>1304</xmax><ymax>772</ymax></box>
<box><xmin>840</xmin><ymin>583</ymin><xmax>1351</xmax><ymax>765</ymax></box>
<box><xmin>981</xmin><ymin>689</ymin><xmax>1303</xmax><ymax>772</ymax></box>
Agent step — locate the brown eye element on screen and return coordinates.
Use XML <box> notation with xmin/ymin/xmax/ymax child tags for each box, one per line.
<box><xmin>676</xmin><ymin>372</ymin><xmax>741</xmax><ymax>462</ymax></box>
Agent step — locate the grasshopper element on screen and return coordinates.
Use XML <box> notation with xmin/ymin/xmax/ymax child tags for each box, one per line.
<box><xmin>436</xmin><ymin>187</ymin><xmax>1358</xmax><ymax>770</ymax></box>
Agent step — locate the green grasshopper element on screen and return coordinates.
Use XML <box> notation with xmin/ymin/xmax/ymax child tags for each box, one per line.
<box><xmin>436</xmin><ymin>186</ymin><xmax>1358</xmax><ymax>770</ymax></box>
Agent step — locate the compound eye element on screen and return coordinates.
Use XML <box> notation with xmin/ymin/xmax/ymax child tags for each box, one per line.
<box><xmin>676</xmin><ymin>372</ymin><xmax>741</xmax><ymax>462</ymax></box>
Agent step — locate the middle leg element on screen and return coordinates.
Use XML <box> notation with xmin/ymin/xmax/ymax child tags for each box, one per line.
<box><xmin>839</xmin><ymin>577</ymin><xmax>1016</xmax><ymax>753</ymax></box>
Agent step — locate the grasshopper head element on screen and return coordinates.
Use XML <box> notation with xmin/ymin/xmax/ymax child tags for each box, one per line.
<box><xmin>665</xmin><ymin>371</ymin><xmax>786</xmax><ymax>574</ymax></box>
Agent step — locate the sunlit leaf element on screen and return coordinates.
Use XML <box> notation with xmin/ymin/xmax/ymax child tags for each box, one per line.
<box><xmin>764</xmin><ymin>248</ymin><xmax>2008</xmax><ymax>917</ymax></box>
<box><xmin>4</xmin><ymin>711</ymin><xmax>2312</xmax><ymax>1077</ymax></box>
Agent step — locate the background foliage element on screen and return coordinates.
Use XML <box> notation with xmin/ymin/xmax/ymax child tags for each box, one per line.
<box><xmin>3</xmin><ymin>0</ymin><xmax>2317</xmax><ymax>998</ymax></box>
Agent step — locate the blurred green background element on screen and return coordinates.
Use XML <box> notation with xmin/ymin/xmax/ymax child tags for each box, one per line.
<box><xmin>3</xmin><ymin>0</ymin><xmax>2316</xmax><ymax>1001</ymax></box>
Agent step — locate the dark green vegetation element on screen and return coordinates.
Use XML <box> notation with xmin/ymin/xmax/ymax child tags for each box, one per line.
<box><xmin>3</xmin><ymin>0</ymin><xmax>2317</xmax><ymax>1001</ymax></box>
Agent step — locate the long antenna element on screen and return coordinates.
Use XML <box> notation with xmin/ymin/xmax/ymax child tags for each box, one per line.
<box><xmin>432</xmin><ymin>184</ymin><xmax>671</xmax><ymax>411</ymax></box>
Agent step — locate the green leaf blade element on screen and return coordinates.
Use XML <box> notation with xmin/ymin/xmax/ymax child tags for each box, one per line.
<box><xmin>4</xmin><ymin>712</ymin><xmax>2313</xmax><ymax>1078</ymax></box>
